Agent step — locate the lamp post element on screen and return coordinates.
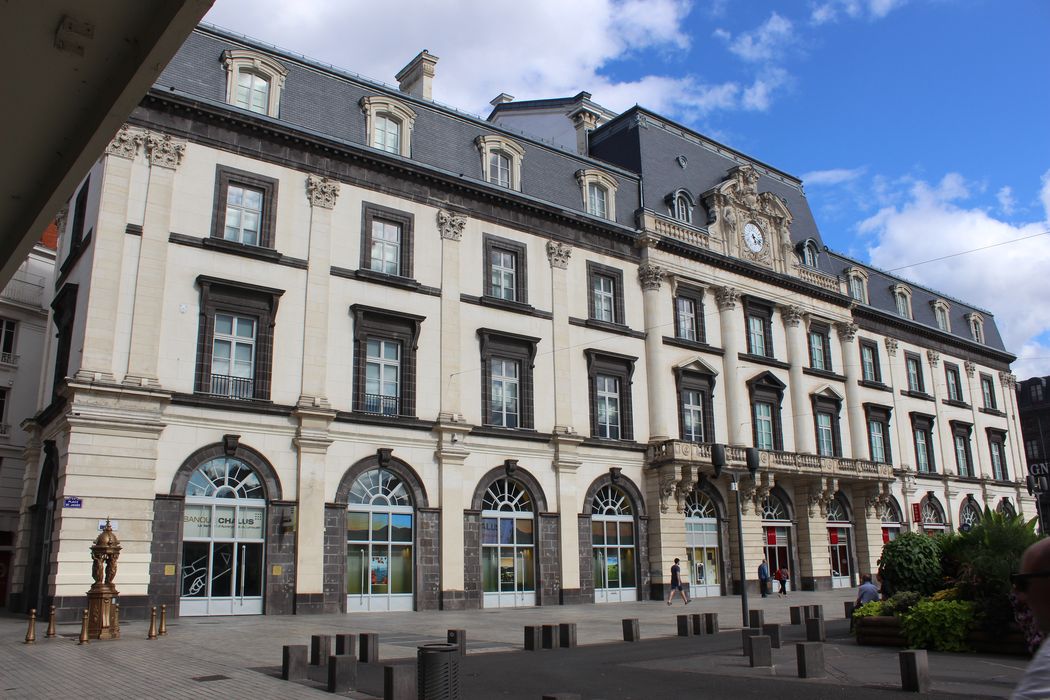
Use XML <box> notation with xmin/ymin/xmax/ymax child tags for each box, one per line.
<box><xmin>711</xmin><ymin>444</ymin><xmax>761</xmax><ymax>628</ymax></box>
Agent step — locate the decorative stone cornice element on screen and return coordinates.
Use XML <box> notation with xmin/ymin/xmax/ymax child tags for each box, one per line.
<box><xmin>145</xmin><ymin>132</ymin><xmax>185</xmax><ymax>170</ymax></box>
<box><xmin>546</xmin><ymin>240</ymin><xmax>572</xmax><ymax>269</ymax></box>
<box><xmin>714</xmin><ymin>285</ymin><xmax>739</xmax><ymax>311</ymax></box>
<box><xmin>436</xmin><ymin>209</ymin><xmax>465</xmax><ymax>241</ymax></box>
<box><xmin>105</xmin><ymin>124</ymin><xmax>145</xmax><ymax>160</ymax></box>
<box><xmin>780</xmin><ymin>305</ymin><xmax>804</xmax><ymax>327</ymax></box>
<box><xmin>835</xmin><ymin>321</ymin><xmax>858</xmax><ymax>342</ymax></box>
<box><xmin>637</xmin><ymin>262</ymin><xmax>667</xmax><ymax>291</ymax></box>
<box><xmin>964</xmin><ymin>360</ymin><xmax>976</xmax><ymax>377</ymax></box>
<box><xmin>305</xmin><ymin>175</ymin><xmax>339</xmax><ymax>209</ymax></box>
<box><xmin>926</xmin><ymin>350</ymin><xmax>940</xmax><ymax>367</ymax></box>
<box><xmin>884</xmin><ymin>337</ymin><xmax>899</xmax><ymax>356</ymax></box>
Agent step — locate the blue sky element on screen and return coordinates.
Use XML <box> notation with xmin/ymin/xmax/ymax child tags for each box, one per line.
<box><xmin>205</xmin><ymin>0</ymin><xmax>1050</xmax><ymax>375</ymax></box>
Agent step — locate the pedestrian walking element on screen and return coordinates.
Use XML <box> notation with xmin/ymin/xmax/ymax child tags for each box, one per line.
<box><xmin>777</xmin><ymin>566</ymin><xmax>789</xmax><ymax>596</ymax></box>
<box><xmin>1011</xmin><ymin>538</ymin><xmax>1050</xmax><ymax>699</ymax></box>
<box><xmin>666</xmin><ymin>557</ymin><xmax>690</xmax><ymax>606</ymax></box>
<box><xmin>758</xmin><ymin>558</ymin><xmax>770</xmax><ymax>598</ymax></box>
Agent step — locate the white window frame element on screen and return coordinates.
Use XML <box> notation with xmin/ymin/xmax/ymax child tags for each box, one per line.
<box><xmin>846</xmin><ymin>267</ymin><xmax>868</xmax><ymax>304</ymax></box>
<box><xmin>682</xmin><ymin>389</ymin><xmax>704</xmax><ymax>442</ymax></box>
<box><xmin>369</xmin><ymin>219</ymin><xmax>403</xmax><ymax>275</ymax></box>
<box><xmin>222</xmin><ymin>50</ymin><xmax>288</xmax><ymax>118</ymax></box>
<box><xmin>861</xmin><ymin>344</ymin><xmax>877</xmax><ymax>382</ymax></box>
<box><xmin>892</xmin><ymin>284</ymin><xmax>912</xmax><ymax>319</ymax></box>
<box><xmin>476</xmin><ymin>135</ymin><xmax>525</xmax><ymax>191</ymax></box>
<box><xmin>223</xmin><ymin>183</ymin><xmax>264</xmax><ymax>246</ymax></box>
<box><xmin>0</xmin><ymin>318</ymin><xmax>17</xmax><ymax>366</ymax></box>
<box><xmin>754</xmin><ymin>401</ymin><xmax>774</xmax><ymax>450</ymax></box>
<box><xmin>915</xmin><ymin>428</ymin><xmax>930</xmax><ymax>473</ymax></box>
<box><xmin>954</xmin><ymin>433</ymin><xmax>972</xmax><ymax>477</ymax></box>
<box><xmin>576</xmin><ymin>169</ymin><xmax>619</xmax><ymax>220</ymax></box>
<box><xmin>932</xmin><ymin>299</ymin><xmax>951</xmax><ymax>332</ymax></box>
<box><xmin>966</xmin><ymin>312</ymin><xmax>985</xmax><ymax>344</ymax></box>
<box><xmin>869</xmin><ymin>420</ymin><xmax>886</xmax><ymax>463</ymax></box>
<box><xmin>906</xmin><ymin>356</ymin><xmax>922</xmax><ymax>392</ymax></box>
<box><xmin>365</xmin><ymin>338</ymin><xmax>401</xmax><ymax>415</ymax></box>
<box><xmin>747</xmin><ymin>315</ymin><xmax>766</xmax><ymax>356</ymax></box>
<box><xmin>809</xmin><ymin>330</ymin><xmax>826</xmax><ymax>370</ymax></box>
<box><xmin>489</xmin><ymin>357</ymin><xmax>520</xmax><ymax>428</ymax></box>
<box><xmin>676</xmin><ymin>296</ymin><xmax>697</xmax><ymax>341</ymax></box>
<box><xmin>490</xmin><ymin>248</ymin><xmax>517</xmax><ymax>301</ymax></box>
<box><xmin>982</xmin><ymin>376</ymin><xmax>997</xmax><ymax>409</ymax></box>
<box><xmin>211</xmin><ymin>313</ymin><xmax>256</xmax><ymax>399</ymax></box>
<box><xmin>991</xmin><ymin>440</ymin><xmax>1007</xmax><ymax>481</ymax></box>
<box><xmin>592</xmin><ymin>274</ymin><xmax>616</xmax><ymax>323</ymax></box>
<box><xmin>816</xmin><ymin>412</ymin><xmax>834</xmax><ymax>456</ymax></box>
<box><xmin>946</xmin><ymin>367</ymin><xmax>962</xmax><ymax>402</ymax></box>
<box><xmin>361</xmin><ymin>95</ymin><xmax>417</xmax><ymax>157</ymax></box>
<box><xmin>596</xmin><ymin>374</ymin><xmax>621</xmax><ymax>440</ymax></box>
<box><xmin>673</xmin><ymin>192</ymin><xmax>692</xmax><ymax>223</ymax></box>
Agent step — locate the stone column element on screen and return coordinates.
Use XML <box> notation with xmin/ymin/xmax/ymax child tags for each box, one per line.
<box><xmin>725</xmin><ymin>484</ymin><xmax>765</xmax><ymax>595</ymax></box>
<box><xmin>837</xmin><ymin>323</ymin><xmax>867</xmax><ymax>459</ymax></box>
<box><xmin>716</xmin><ymin>287</ymin><xmax>747</xmax><ymax>445</ymax></box>
<box><xmin>782</xmin><ymin>305</ymin><xmax>812</xmax><ymax>454</ymax></box>
<box><xmin>852</xmin><ymin>484</ymin><xmax>887</xmax><ymax>576</ymax></box>
<box><xmin>547</xmin><ymin>241</ymin><xmax>576</xmax><ymax>434</ymax></box>
<box><xmin>75</xmin><ymin>125</ymin><xmax>145</xmax><ymax>384</ymax></box>
<box><xmin>882</xmin><ymin>338</ymin><xmax>911</xmax><ymax>469</ymax></box>
<box><xmin>298</xmin><ymin>176</ymin><xmax>340</xmax><ymax>408</ymax></box>
<box><xmin>552</xmin><ymin>434</ymin><xmax>585</xmax><ymax>602</ymax></box>
<box><xmin>436</xmin><ymin>210</ymin><xmax>467</xmax><ymax>421</ymax></box>
<box><xmin>646</xmin><ymin>464</ymin><xmax>687</xmax><ymax>599</ymax></box>
<box><xmin>293</xmin><ymin>409</ymin><xmax>334</xmax><ymax>612</ymax></box>
<box><xmin>638</xmin><ymin>259</ymin><xmax>671</xmax><ymax>441</ymax></box>
<box><xmin>123</xmin><ymin>132</ymin><xmax>186</xmax><ymax>387</ymax></box>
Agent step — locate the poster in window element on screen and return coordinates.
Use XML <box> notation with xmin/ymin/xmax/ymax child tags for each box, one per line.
<box><xmin>500</xmin><ymin>556</ymin><xmax>515</xmax><ymax>586</ymax></box>
<box><xmin>370</xmin><ymin>555</ymin><xmax>388</xmax><ymax>586</ymax></box>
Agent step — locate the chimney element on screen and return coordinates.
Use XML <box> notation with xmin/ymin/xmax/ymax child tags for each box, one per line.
<box><xmin>569</xmin><ymin>106</ymin><xmax>600</xmax><ymax>156</ymax></box>
<box><xmin>396</xmin><ymin>50</ymin><xmax>439</xmax><ymax>100</ymax></box>
<box><xmin>490</xmin><ymin>93</ymin><xmax>515</xmax><ymax>107</ymax></box>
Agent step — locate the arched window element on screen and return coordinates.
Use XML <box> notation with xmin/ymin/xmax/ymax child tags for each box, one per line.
<box><xmin>826</xmin><ymin>495</ymin><xmax>854</xmax><ymax>587</ymax></box>
<box><xmin>685</xmin><ymin>490</ymin><xmax>717</xmax><ymax>518</ymax></box>
<box><xmin>576</xmin><ymin>169</ymin><xmax>618</xmax><ymax>220</ymax></box>
<box><xmin>360</xmin><ymin>95</ymin><xmax>416</xmax><ymax>157</ymax></box>
<box><xmin>803</xmin><ymin>241</ymin><xmax>819</xmax><ymax>268</ymax></box>
<box><xmin>673</xmin><ymin>192</ymin><xmax>692</xmax><ymax>223</ymax></box>
<box><xmin>997</xmin><ymin>498</ymin><xmax>1017</xmax><ymax>517</ymax></box>
<box><xmin>685</xmin><ymin>490</ymin><xmax>721</xmax><ymax>596</ymax></box>
<box><xmin>348</xmin><ymin>468</ymin><xmax>411</xmax><ymax>506</ymax></box>
<box><xmin>347</xmin><ymin>468</ymin><xmax>414</xmax><ymax>611</ymax></box>
<box><xmin>881</xmin><ymin>497</ymin><xmax>902</xmax><ymax>542</ymax></box>
<box><xmin>222</xmin><ymin>50</ymin><xmax>288</xmax><ymax>118</ymax></box>
<box><xmin>960</xmin><ymin>500</ymin><xmax>982</xmax><ymax>530</ymax></box>
<box><xmin>761</xmin><ymin>494</ymin><xmax>790</xmax><ymax>521</ymax></box>
<box><xmin>591</xmin><ymin>485</ymin><xmax>636</xmax><ymax>600</ymax></box>
<box><xmin>476</xmin><ymin>135</ymin><xmax>525</xmax><ymax>191</ymax></box>
<box><xmin>761</xmin><ymin>491</ymin><xmax>792</xmax><ymax>592</ymax></box>
<box><xmin>482</xmin><ymin>478</ymin><xmax>535</xmax><ymax>606</ymax></box>
<box><xmin>483</xmin><ymin>478</ymin><xmax>533</xmax><ymax>512</ymax></box>
<box><xmin>920</xmin><ymin>496</ymin><xmax>946</xmax><ymax>533</ymax></box>
<box><xmin>826</xmin><ymin>497</ymin><xmax>849</xmax><ymax>522</ymax></box>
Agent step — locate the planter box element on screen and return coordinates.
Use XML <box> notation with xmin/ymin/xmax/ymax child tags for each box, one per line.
<box><xmin>856</xmin><ymin>616</ymin><xmax>1031</xmax><ymax>656</ymax></box>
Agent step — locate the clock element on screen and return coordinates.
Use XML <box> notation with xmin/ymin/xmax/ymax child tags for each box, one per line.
<box><xmin>743</xmin><ymin>222</ymin><xmax>764</xmax><ymax>253</ymax></box>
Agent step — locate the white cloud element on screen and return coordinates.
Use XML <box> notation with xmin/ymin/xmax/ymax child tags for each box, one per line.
<box><xmin>802</xmin><ymin>167</ymin><xmax>867</xmax><ymax>186</ymax></box>
<box><xmin>718</xmin><ymin>12</ymin><xmax>796</xmax><ymax>63</ymax></box>
<box><xmin>861</xmin><ymin>170</ymin><xmax>1050</xmax><ymax>378</ymax></box>
<box><xmin>997</xmin><ymin>186</ymin><xmax>1016</xmax><ymax>216</ymax></box>
<box><xmin>810</xmin><ymin>0</ymin><xmax>908</xmax><ymax>25</ymax></box>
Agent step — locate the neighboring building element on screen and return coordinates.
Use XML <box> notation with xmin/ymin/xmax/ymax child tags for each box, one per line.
<box><xmin>9</xmin><ymin>25</ymin><xmax>1031</xmax><ymax>620</ymax></box>
<box><xmin>0</xmin><ymin>235</ymin><xmax>55</xmax><ymax>607</ymax></box>
<box><xmin>1017</xmin><ymin>376</ymin><xmax>1050</xmax><ymax>530</ymax></box>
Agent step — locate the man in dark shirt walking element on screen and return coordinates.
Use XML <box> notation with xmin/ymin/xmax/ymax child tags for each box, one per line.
<box><xmin>667</xmin><ymin>557</ymin><xmax>690</xmax><ymax>605</ymax></box>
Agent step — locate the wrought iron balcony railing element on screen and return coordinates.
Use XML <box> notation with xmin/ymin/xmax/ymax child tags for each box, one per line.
<box><xmin>207</xmin><ymin>374</ymin><xmax>255</xmax><ymax>400</ymax></box>
<box><xmin>362</xmin><ymin>393</ymin><xmax>400</xmax><ymax>416</ymax></box>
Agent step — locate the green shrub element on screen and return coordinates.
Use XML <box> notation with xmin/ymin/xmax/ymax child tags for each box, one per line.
<box><xmin>853</xmin><ymin>600</ymin><xmax>885</xmax><ymax>618</ymax></box>
<box><xmin>880</xmin><ymin>532</ymin><xmax>943</xmax><ymax>596</ymax></box>
<box><xmin>901</xmin><ymin>600</ymin><xmax>974</xmax><ymax>652</ymax></box>
<box><xmin>882</xmin><ymin>590</ymin><xmax>922</xmax><ymax>617</ymax></box>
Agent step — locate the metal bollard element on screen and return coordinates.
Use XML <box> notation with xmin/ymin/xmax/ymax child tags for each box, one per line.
<box><xmin>46</xmin><ymin>605</ymin><xmax>56</xmax><ymax>639</ymax></box>
<box><xmin>159</xmin><ymin>604</ymin><xmax>168</xmax><ymax>635</ymax></box>
<box><xmin>78</xmin><ymin>609</ymin><xmax>89</xmax><ymax>645</ymax></box>
<box><xmin>417</xmin><ymin>643</ymin><xmax>460</xmax><ymax>700</ymax></box>
<box><xmin>24</xmin><ymin>608</ymin><xmax>36</xmax><ymax>644</ymax></box>
<box><xmin>147</xmin><ymin>606</ymin><xmax>158</xmax><ymax>640</ymax></box>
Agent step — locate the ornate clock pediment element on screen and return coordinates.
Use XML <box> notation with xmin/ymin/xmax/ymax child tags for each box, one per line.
<box><xmin>702</xmin><ymin>164</ymin><xmax>794</xmax><ymax>273</ymax></box>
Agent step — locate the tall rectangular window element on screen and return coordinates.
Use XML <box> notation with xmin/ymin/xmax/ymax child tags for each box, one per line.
<box><xmin>895</xmin><ymin>292</ymin><xmax>910</xmax><ymax>318</ymax></box>
<box><xmin>1027</xmin><ymin>438</ymin><xmax>1040</xmax><ymax>460</ymax></box>
<box><xmin>809</xmin><ymin>325</ymin><xmax>831</xmax><ymax>371</ymax></box>
<box><xmin>235</xmin><ymin>71</ymin><xmax>270</xmax><ymax>114</ymax></box>
<box><xmin>69</xmin><ymin>179</ymin><xmax>90</xmax><ymax>251</ymax></box>
<box><xmin>754</xmin><ymin>401</ymin><xmax>774</xmax><ymax>450</ymax></box>
<box><xmin>586</xmin><ymin>350</ymin><xmax>635</xmax><ymax>441</ymax></box>
<box><xmin>211</xmin><ymin>313</ymin><xmax>256</xmax><ymax>399</ymax></box>
<box><xmin>747</xmin><ymin>315</ymin><xmax>766</xmax><ymax>356</ymax></box>
<box><xmin>866</xmin><ymin>404</ymin><xmax>892</xmax><ymax>464</ymax></box>
<box><xmin>869</xmin><ymin>420</ymin><xmax>886</xmax><ymax>463</ymax></box>
<box><xmin>981</xmin><ymin>375</ymin><xmax>997</xmax><ymax>409</ymax></box>
<box><xmin>223</xmin><ymin>184</ymin><xmax>264</xmax><ymax>245</ymax></box>
<box><xmin>0</xmin><ymin>387</ymin><xmax>7</xmax><ymax>432</ymax></box>
<box><xmin>352</xmin><ymin>305</ymin><xmax>422</xmax><ymax>418</ymax></box>
<box><xmin>489</xmin><ymin>151</ymin><xmax>511</xmax><ymax>188</ymax></box>
<box><xmin>0</xmin><ymin>319</ymin><xmax>16</xmax><ymax>365</ymax></box>
<box><xmin>489</xmin><ymin>357</ymin><xmax>520</xmax><ymax>428</ymax></box>
<box><xmin>373</xmin><ymin>114</ymin><xmax>401</xmax><ymax>153</ymax></box>
<box><xmin>592</xmin><ymin>275</ymin><xmax>615</xmax><ymax>322</ymax></box>
<box><xmin>479</xmin><ymin>330</ymin><xmax>538</xmax><ymax>430</ymax></box>
<box><xmin>676</xmin><ymin>297</ymin><xmax>698</xmax><ymax>341</ymax></box>
<box><xmin>816</xmin><ymin>412</ymin><xmax>834</xmax><ymax>456</ymax></box>
<box><xmin>682</xmin><ymin>389</ymin><xmax>704</xmax><ymax>442</ymax></box>
<box><xmin>954</xmin><ymin>435</ymin><xmax>971</xmax><ymax>477</ymax></box>
<box><xmin>860</xmin><ymin>341</ymin><xmax>880</xmax><ymax>383</ymax></box>
<box><xmin>849</xmin><ymin>275</ymin><xmax>866</xmax><ymax>303</ymax></box>
<box><xmin>935</xmin><ymin>306</ymin><xmax>949</xmax><ymax>331</ymax></box>
<box><xmin>905</xmin><ymin>354</ymin><xmax>924</xmax><ymax>393</ymax></box>
<box><xmin>211</xmin><ymin>167</ymin><xmax>279</xmax><ymax>249</ymax></box>
<box><xmin>915</xmin><ymin>428</ymin><xmax>930</xmax><ymax>473</ymax></box>
<box><xmin>490</xmin><ymin>249</ymin><xmax>517</xmax><ymax>301</ymax></box>
<box><xmin>596</xmin><ymin>374</ymin><xmax>621</xmax><ymax>439</ymax></box>
<box><xmin>369</xmin><ymin>220</ymin><xmax>402</xmax><ymax>275</ymax></box>
<box><xmin>365</xmin><ymin>338</ymin><xmax>401</xmax><ymax>415</ymax></box>
<box><xmin>588</xmin><ymin>183</ymin><xmax>608</xmax><ymax>218</ymax></box>
<box><xmin>990</xmin><ymin>439</ymin><xmax>1007</xmax><ymax>481</ymax></box>
<box><xmin>945</xmin><ymin>365</ymin><xmax>963</xmax><ymax>402</ymax></box>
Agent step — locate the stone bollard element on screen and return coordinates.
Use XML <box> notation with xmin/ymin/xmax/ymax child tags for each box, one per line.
<box><xmin>749</xmin><ymin>609</ymin><xmax>765</xmax><ymax>629</ymax></box>
<box><xmin>282</xmin><ymin>645</ymin><xmax>308</xmax><ymax>681</ymax></box>
<box><xmin>311</xmin><ymin>634</ymin><xmax>332</xmax><ymax>666</ymax></box>
<box><xmin>384</xmin><ymin>664</ymin><xmax>414</xmax><ymax>700</ymax></box>
<box><xmin>703</xmin><ymin>612</ymin><xmax>719</xmax><ymax>634</ymax></box>
<box><xmin>691</xmin><ymin>613</ymin><xmax>704</xmax><ymax>636</ymax></box>
<box><xmin>844</xmin><ymin>600</ymin><xmax>856</xmax><ymax>619</ymax></box>
<box><xmin>676</xmin><ymin>614</ymin><xmax>692</xmax><ymax>637</ymax></box>
<box><xmin>805</xmin><ymin>617</ymin><xmax>826</xmax><ymax>642</ymax></box>
<box><xmin>542</xmin><ymin>624</ymin><xmax>561</xmax><ymax>649</ymax></box>
<box><xmin>327</xmin><ymin>654</ymin><xmax>357</xmax><ymax>694</ymax></box>
<box><xmin>524</xmin><ymin>625</ymin><xmax>542</xmax><ymax>651</ymax></box>
<box><xmin>622</xmin><ymin>618</ymin><xmax>640</xmax><ymax>642</ymax></box>
<box><xmin>359</xmin><ymin>633</ymin><xmax>380</xmax><ymax>663</ymax></box>
<box><xmin>741</xmin><ymin>628</ymin><xmax>760</xmax><ymax>656</ymax></box>
<box><xmin>750</xmin><ymin>635</ymin><xmax>773</xmax><ymax>668</ymax></box>
<box><xmin>24</xmin><ymin>608</ymin><xmax>36</xmax><ymax>644</ymax></box>
<box><xmin>806</xmin><ymin>604</ymin><xmax>824</xmax><ymax>620</ymax></box>
<box><xmin>796</xmin><ymin>642</ymin><xmax>826</xmax><ymax>678</ymax></box>
<box><xmin>558</xmin><ymin>622</ymin><xmax>577</xmax><ymax>648</ymax></box>
<box><xmin>789</xmin><ymin>605</ymin><xmax>802</xmax><ymax>625</ymax></box>
<box><xmin>762</xmin><ymin>623</ymin><xmax>782</xmax><ymax>649</ymax></box>
<box><xmin>447</xmin><ymin>628</ymin><xmax>467</xmax><ymax>656</ymax></box>
<box><xmin>899</xmin><ymin>650</ymin><xmax>930</xmax><ymax>692</ymax></box>
<box><xmin>335</xmin><ymin>633</ymin><xmax>356</xmax><ymax>657</ymax></box>
<box><xmin>46</xmin><ymin>605</ymin><xmax>56</xmax><ymax>639</ymax></box>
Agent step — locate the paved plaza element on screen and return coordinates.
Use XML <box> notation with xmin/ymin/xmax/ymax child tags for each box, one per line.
<box><xmin>0</xmin><ymin>590</ymin><xmax>1031</xmax><ymax>698</ymax></box>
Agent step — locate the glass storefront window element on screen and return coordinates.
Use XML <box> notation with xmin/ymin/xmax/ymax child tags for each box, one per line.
<box><xmin>346</xmin><ymin>468</ymin><xmax>416</xmax><ymax>607</ymax></box>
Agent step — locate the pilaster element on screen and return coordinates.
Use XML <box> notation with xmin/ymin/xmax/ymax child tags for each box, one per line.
<box><xmin>837</xmin><ymin>322</ymin><xmax>867</xmax><ymax>459</ymax></box>
<box><xmin>782</xmin><ymin>305</ymin><xmax>812</xmax><ymax>453</ymax></box>
<box><xmin>292</xmin><ymin>406</ymin><xmax>335</xmax><ymax>601</ymax></box>
<box><xmin>437</xmin><ymin>209</ymin><xmax>466</xmax><ymax>421</ymax></box>
<box><xmin>547</xmin><ymin>241</ymin><xmax>576</xmax><ymax>434</ymax></box>
<box><xmin>552</xmin><ymin>432</ymin><xmax>585</xmax><ymax>595</ymax></box>
<box><xmin>298</xmin><ymin>176</ymin><xmax>340</xmax><ymax>408</ymax></box>
<box><xmin>796</xmin><ymin>483</ymin><xmax>833</xmax><ymax>590</ymax></box>
<box><xmin>435</xmin><ymin>421</ymin><xmax>471</xmax><ymax>605</ymax></box>
<box><xmin>716</xmin><ymin>286</ymin><xmax>746</xmax><ymax>445</ymax></box>
<box><xmin>853</xmin><ymin>483</ymin><xmax>888</xmax><ymax>576</ymax></box>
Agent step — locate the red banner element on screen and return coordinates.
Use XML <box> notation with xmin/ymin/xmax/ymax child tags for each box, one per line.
<box><xmin>912</xmin><ymin>503</ymin><xmax>922</xmax><ymax>523</ymax></box>
<box><xmin>766</xmin><ymin>528</ymin><xmax>777</xmax><ymax>545</ymax></box>
<box><xmin>882</xmin><ymin>528</ymin><xmax>890</xmax><ymax>544</ymax></box>
<box><xmin>829</xmin><ymin>529</ymin><xmax>839</xmax><ymax>545</ymax></box>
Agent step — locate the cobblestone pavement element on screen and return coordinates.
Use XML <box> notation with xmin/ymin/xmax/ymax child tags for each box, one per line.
<box><xmin>0</xmin><ymin>590</ymin><xmax>1030</xmax><ymax>698</ymax></box>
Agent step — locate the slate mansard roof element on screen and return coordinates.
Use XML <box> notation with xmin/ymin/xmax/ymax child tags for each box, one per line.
<box><xmin>150</xmin><ymin>24</ymin><xmax>1010</xmax><ymax>357</ymax></box>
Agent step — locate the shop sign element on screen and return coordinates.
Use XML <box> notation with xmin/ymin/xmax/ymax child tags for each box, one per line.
<box><xmin>63</xmin><ymin>497</ymin><xmax>82</xmax><ymax>508</ymax></box>
<box><xmin>912</xmin><ymin>503</ymin><xmax>922</xmax><ymax>523</ymax></box>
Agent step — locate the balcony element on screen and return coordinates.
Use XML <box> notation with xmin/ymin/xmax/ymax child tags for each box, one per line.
<box><xmin>641</xmin><ymin>210</ymin><xmax>710</xmax><ymax>249</ymax></box>
<box><xmin>647</xmin><ymin>440</ymin><xmax>892</xmax><ymax>481</ymax></box>
<box><xmin>0</xmin><ymin>352</ymin><xmax>18</xmax><ymax>366</ymax></box>
<box><xmin>362</xmin><ymin>393</ymin><xmax>400</xmax><ymax>416</ymax></box>
<box><xmin>796</xmin><ymin>265</ymin><xmax>841</xmax><ymax>293</ymax></box>
<box><xmin>207</xmin><ymin>374</ymin><xmax>255</xmax><ymax>400</ymax></box>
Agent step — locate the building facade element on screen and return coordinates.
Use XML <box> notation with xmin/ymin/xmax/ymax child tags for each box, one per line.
<box><xmin>1017</xmin><ymin>376</ymin><xmax>1050</xmax><ymax>530</ymax></box>
<box><xmin>10</xmin><ymin>25</ymin><xmax>1032</xmax><ymax>620</ymax></box>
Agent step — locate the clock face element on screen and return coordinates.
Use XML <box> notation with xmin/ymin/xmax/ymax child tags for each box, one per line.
<box><xmin>743</xmin><ymin>222</ymin><xmax>764</xmax><ymax>252</ymax></box>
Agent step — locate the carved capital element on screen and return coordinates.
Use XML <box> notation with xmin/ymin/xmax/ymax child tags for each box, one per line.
<box><xmin>106</xmin><ymin>124</ymin><xmax>145</xmax><ymax>160</ymax></box>
<box><xmin>145</xmin><ymin>132</ymin><xmax>185</xmax><ymax>169</ymax></box>
<box><xmin>305</xmin><ymin>175</ymin><xmax>339</xmax><ymax>209</ymax></box>
<box><xmin>437</xmin><ymin>209</ymin><xmax>465</xmax><ymax>241</ymax></box>
<box><xmin>926</xmin><ymin>349</ymin><xmax>940</xmax><ymax>367</ymax></box>
<box><xmin>964</xmin><ymin>360</ymin><xmax>976</xmax><ymax>378</ymax></box>
<box><xmin>637</xmin><ymin>262</ymin><xmax>667</xmax><ymax>291</ymax></box>
<box><xmin>999</xmin><ymin>371</ymin><xmax>1018</xmax><ymax>389</ymax></box>
<box><xmin>835</xmin><ymin>321</ymin><xmax>859</xmax><ymax>343</ymax></box>
<box><xmin>780</xmin><ymin>305</ymin><xmax>804</xmax><ymax>327</ymax></box>
<box><xmin>546</xmin><ymin>240</ymin><xmax>572</xmax><ymax>269</ymax></box>
<box><xmin>714</xmin><ymin>285</ymin><xmax>739</xmax><ymax>311</ymax></box>
<box><xmin>884</xmin><ymin>337</ymin><xmax>899</xmax><ymax>356</ymax></box>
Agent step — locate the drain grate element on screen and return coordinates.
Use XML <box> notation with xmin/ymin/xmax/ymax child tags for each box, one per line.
<box><xmin>191</xmin><ymin>675</ymin><xmax>231</xmax><ymax>682</ymax></box>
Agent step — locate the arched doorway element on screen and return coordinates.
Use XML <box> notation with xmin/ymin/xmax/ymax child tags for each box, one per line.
<box><xmin>881</xmin><ymin>497</ymin><xmax>903</xmax><ymax>543</ymax></box>
<box><xmin>920</xmin><ymin>495</ymin><xmax>947</xmax><ymax>535</ymax></box>
<box><xmin>481</xmin><ymin>477</ymin><xmax>536</xmax><ymax>608</ymax></box>
<box><xmin>180</xmin><ymin>457</ymin><xmax>267</xmax><ymax>616</ymax></box>
<box><xmin>345</xmin><ymin>468</ymin><xmax>414</xmax><ymax>612</ymax></box>
<box><xmin>591</xmin><ymin>485</ymin><xmax>637</xmax><ymax>603</ymax></box>
<box><xmin>826</xmin><ymin>494</ymin><xmax>854</xmax><ymax>589</ymax></box>
<box><xmin>685</xmin><ymin>490</ymin><xmax>722</xmax><ymax>597</ymax></box>
<box><xmin>761</xmin><ymin>491</ymin><xmax>793</xmax><ymax>590</ymax></box>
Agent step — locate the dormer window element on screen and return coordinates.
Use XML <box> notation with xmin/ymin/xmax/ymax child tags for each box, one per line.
<box><xmin>932</xmin><ymin>299</ymin><xmax>951</xmax><ymax>332</ymax></box>
<box><xmin>892</xmin><ymin>284</ymin><xmax>912</xmax><ymax>319</ymax></box>
<box><xmin>576</xmin><ymin>169</ymin><xmax>619</xmax><ymax>220</ymax></box>
<box><xmin>667</xmin><ymin>189</ymin><xmax>694</xmax><ymax>224</ymax></box>
<box><xmin>222</xmin><ymin>50</ymin><xmax>288</xmax><ymax>118</ymax></box>
<box><xmin>966</xmin><ymin>312</ymin><xmax>985</xmax><ymax>344</ymax></box>
<box><xmin>361</xmin><ymin>95</ymin><xmax>417</xmax><ymax>157</ymax></box>
<box><xmin>846</xmin><ymin>267</ymin><xmax>868</xmax><ymax>304</ymax></box>
<box><xmin>801</xmin><ymin>240</ymin><xmax>819</xmax><ymax>268</ymax></box>
<box><xmin>476</xmin><ymin>135</ymin><xmax>525</xmax><ymax>191</ymax></box>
